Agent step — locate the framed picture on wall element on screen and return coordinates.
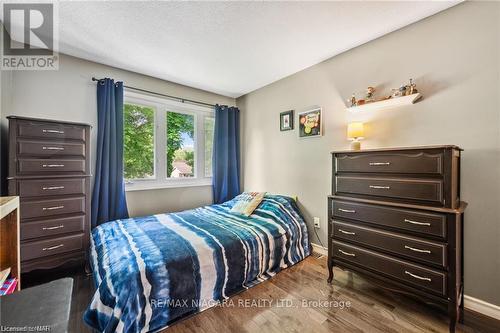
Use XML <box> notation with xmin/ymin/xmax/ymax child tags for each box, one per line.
<box><xmin>298</xmin><ymin>107</ymin><xmax>322</xmax><ymax>138</ymax></box>
<box><xmin>280</xmin><ymin>110</ymin><xmax>294</xmax><ymax>131</ymax></box>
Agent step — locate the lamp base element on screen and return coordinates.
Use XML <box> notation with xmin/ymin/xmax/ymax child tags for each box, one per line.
<box><xmin>350</xmin><ymin>140</ymin><xmax>361</xmax><ymax>151</ymax></box>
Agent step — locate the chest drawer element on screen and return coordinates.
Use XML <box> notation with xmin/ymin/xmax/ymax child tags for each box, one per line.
<box><xmin>17</xmin><ymin>121</ymin><xmax>85</xmax><ymax>141</ymax></box>
<box><xmin>336</xmin><ymin>176</ymin><xmax>443</xmax><ymax>205</ymax></box>
<box><xmin>332</xmin><ymin>200</ymin><xmax>446</xmax><ymax>238</ymax></box>
<box><xmin>335</xmin><ymin>151</ymin><xmax>443</xmax><ymax>175</ymax></box>
<box><xmin>21</xmin><ymin>216</ymin><xmax>85</xmax><ymax>240</ymax></box>
<box><xmin>18</xmin><ymin>178</ymin><xmax>86</xmax><ymax>198</ymax></box>
<box><xmin>18</xmin><ymin>159</ymin><xmax>86</xmax><ymax>175</ymax></box>
<box><xmin>332</xmin><ymin>221</ymin><xmax>447</xmax><ymax>267</ymax></box>
<box><xmin>332</xmin><ymin>241</ymin><xmax>446</xmax><ymax>296</ymax></box>
<box><xmin>20</xmin><ymin>196</ymin><xmax>85</xmax><ymax>219</ymax></box>
<box><xmin>21</xmin><ymin>233</ymin><xmax>84</xmax><ymax>261</ymax></box>
<box><xmin>18</xmin><ymin>140</ymin><xmax>86</xmax><ymax>158</ymax></box>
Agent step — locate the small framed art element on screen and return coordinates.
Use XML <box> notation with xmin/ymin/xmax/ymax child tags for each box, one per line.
<box><xmin>298</xmin><ymin>107</ymin><xmax>322</xmax><ymax>138</ymax></box>
<box><xmin>280</xmin><ymin>110</ymin><xmax>294</xmax><ymax>131</ymax></box>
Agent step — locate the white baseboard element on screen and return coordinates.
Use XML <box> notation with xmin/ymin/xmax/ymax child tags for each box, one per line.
<box><xmin>464</xmin><ymin>295</ymin><xmax>500</xmax><ymax>320</ymax></box>
<box><xmin>311</xmin><ymin>242</ymin><xmax>328</xmax><ymax>256</ymax></box>
<box><xmin>310</xmin><ymin>244</ymin><xmax>500</xmax><ymax>320</ymax></box>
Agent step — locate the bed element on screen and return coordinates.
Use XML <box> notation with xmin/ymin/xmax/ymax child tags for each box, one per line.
<box><xmin>84</xmin><ymin>194</ymin><xmax>310</xmax><ymax>332</ymax></box>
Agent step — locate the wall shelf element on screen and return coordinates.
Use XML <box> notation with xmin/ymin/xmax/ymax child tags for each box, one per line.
<box><xmin>346</xmin><ymin>93</ymin><xmax>422</xmax><ymax>112</ymax></box>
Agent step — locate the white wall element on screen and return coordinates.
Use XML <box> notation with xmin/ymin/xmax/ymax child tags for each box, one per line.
<box><xmin>237</xmin><ymin>2</ymin><xmax>500</xmax><ymax>305</ymax></box>
<box><xmin>0</xmin><ymin>54</ymin><xmax>235</xmax><ymax>216</ymax></box>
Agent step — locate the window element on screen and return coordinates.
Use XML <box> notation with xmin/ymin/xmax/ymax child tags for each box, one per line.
<box><xmin>123</xmin><ymin>91</ymin><xmax>215</xmax><ymax>191</ymax></box>
<box><xmin>124</xmin><ymin>103</ymin><xmax>155</xmax><ymax>180</ymax></box>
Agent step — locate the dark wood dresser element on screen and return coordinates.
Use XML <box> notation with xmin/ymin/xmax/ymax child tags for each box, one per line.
<box><xmin>7</xmin><ymin>116</ymin><xmax>91</xmax><ymax>273</ymax></box>
<box><xmin>327</xmin><ymin>146</ymin><xmax>465</xmax><ymax>332</ymax></box>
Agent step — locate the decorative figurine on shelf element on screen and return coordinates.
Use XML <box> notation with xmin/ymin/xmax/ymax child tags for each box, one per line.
<box><xmin>391</xmin><ymin>88</ymin><xmax>401</xmax><ymax>98</ymax></box>
<box><xmin>408</xmin><ymin>78</ymin><xmax>418</xmax><ymax>95</ymax></box>
<box><xmin>398</xmin><ymin>84</ymin><xmax>407</xmax><ymax>96</ymax></box>
<box><xmin>347</xmin><ymin>93</ymin><xmax>357</xmax><ymax>107</ymax></box>
<box><xmin>366</xmin><ymin>86</ymin><xmax>375</xmax><ymax>102</ymax></box>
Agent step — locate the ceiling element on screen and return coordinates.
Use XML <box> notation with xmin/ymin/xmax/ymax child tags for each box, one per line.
<box><xmin>15</xmin><ymin>1</ymin><xmax>460</xmax><ymax>98</ymax></box>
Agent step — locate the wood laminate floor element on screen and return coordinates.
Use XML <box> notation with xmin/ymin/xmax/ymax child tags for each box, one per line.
<box><xmin>22</xmin><ymin>255</ymin><xmax>498</xmax><ymax>333</ymax></box>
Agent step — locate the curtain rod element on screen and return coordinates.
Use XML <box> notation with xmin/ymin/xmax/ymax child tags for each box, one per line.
<box><xmin>91</xmin><ymin>77</ymin><xmax>215</xmax><ymax>108</ymax></box>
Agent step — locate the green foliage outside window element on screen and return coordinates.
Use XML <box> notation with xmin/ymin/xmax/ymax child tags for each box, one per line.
<box><xmin>124</xmin><ymin>104</ymin><xmax>154</xmax><ymax>179</ymax></box>
<box><xmin>166</xmin><ymin>112</ymin><xmax>194</xmax><ymax>177</ymax></box>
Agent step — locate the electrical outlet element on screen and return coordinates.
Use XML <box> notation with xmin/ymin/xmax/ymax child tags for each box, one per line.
<box><xmin>313</xmin><ymin>217</ymin><xmax>320</xmax><ymax>229</ymax></box>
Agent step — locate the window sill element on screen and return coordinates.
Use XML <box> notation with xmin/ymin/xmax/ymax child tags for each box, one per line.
<box><xmin>125</xmin><ymin>179</ymin><xmax>212</xmax><ymax>192</ymax></box>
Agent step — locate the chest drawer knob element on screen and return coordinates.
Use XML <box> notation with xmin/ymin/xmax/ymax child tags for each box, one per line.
<box><xmin>369</xmin><ymin>162</ymin><xmax>391</xmax><ymax>166</ymax></box>
<box><xmin>338</xmin><ymin>208</ymin><xmax>356</xmax><ymax>213</ymax></box>
<box><xmin>42</xmin><ymin>225</ymin><xmax>64</xmax><ymax>231</ymax></box>
<box><xmin>338</xmin><ymin>229</ymin><xmax>356</xmax><ymax>236</ymax></box>
<box><xmin>369</xmin><ymin>185</ymin><xmax>391</xmax><ymax>189</ymax></box>
<box><xmin>42</xmin><ymin>186</ymin><xmax>65</xmax><ymax>190</ymax></box>
<box><xmin>338</xmin><ymin>249</ymin><xmax>356</xmax><ymax>257</ymax></box>
<box><xmin>42</xmin><ymin>205</ymin><xmax>64</xmax><ymax>211</ymax></box>
<box><xmin>404</xmin><ymin>245</ymin><xmax>431</xmax><ymax>254</ymax></box>
<box><xmin>42</xmin><ymin>146</ymin><xmax>65</xmax><ymax>150</ymax></box>
<box><xmin>404</xmin><ymin>218</ymin><xmax>431</xmax><ymax>226</ymax></box>
<box><xmin>404</xmin><ymin>270</ymin><xmax>432</xmax><ymax>282</ymax></box>
<box><xmin>42</xmin><ymin>164</ymin><xmax>65</xmax><ymax>168</ymax></box>
<box><xmin>42</xmin><ymin>244</ymin><xmax>64</xmax><ymax>251</ymax></box>
<box><xmin>42</xmin><ymin>129</ymin><xmax>64</xmax><ymax>134</ymax></box>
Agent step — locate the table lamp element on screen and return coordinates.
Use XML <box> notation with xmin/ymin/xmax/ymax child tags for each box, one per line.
<box><xmin>347</xmin><ymin>122</ymin><xmax>364</xmax><ymax>150</ymax></box>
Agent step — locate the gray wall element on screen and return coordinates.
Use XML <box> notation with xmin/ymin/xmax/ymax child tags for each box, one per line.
<box><xmin>0</xmin><ymin>54</ymin><xmax>235</xmax><ymax>216</ymax></box>
<box><xmin>237</xmin><ymin>2</ymin><xmax>500</xmax><ymax>305</ymax></box>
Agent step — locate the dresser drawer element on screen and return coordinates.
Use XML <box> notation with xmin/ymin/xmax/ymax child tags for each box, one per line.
<box><xmin>335</xmin><ymin>151</ymin><xmax>443</xmax><ymax>174</ymax></box>
<box><xmin>21</xmin><ymin>216</ymin><xmax>85</xmax><ymax>240</ymax></box>
<box><xmin>332</xmin><ymin>200</ymin><xmax>446</xmax><ymax>238</ymax></box>
<box><xmin>18</xmin><ymin>159</ymin><xmax>86</xmax><ymax>174</ymax></box>
<box><xmin>21</xmin><ymin>233</ymin><xmax>84</xmax><ymax>261</ymax></box>
<box><xmin>336</xmin><ymin>176</ymin><xmax>443</xmax><ymax>205</ymax></box>
<box><xmin>17</xmin><ymin>121</ymin><xmax>85</xmax><ymax>141</ymax></box>
<box><xmin>20</xmin><ymin>196</ymin><xmax>85</xmax><ymax>219</ymax></box>
<box><xmin>332</xmin><ymin>221</ymin><xmax>447</xmax><ymax>267</ymax></box>
<box><xmin>18</xmin><ymin>140</ymin><xmax>86</xmax><ymax>158</ymax></box>
<box><xmin>332</xmin><ymin>241</ymin><xmax>446</xmax><ymax>296</ymax></box>
<box><xmin>19</xmin><ymin>178</ymin><xmax>86</xmax><ymax>198</ymax></box>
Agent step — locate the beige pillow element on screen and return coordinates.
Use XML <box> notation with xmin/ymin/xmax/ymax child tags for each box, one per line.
<box><xmin>230</xmin><ymin>192</ymin><xmax>266</xmax><ymax>216</ymax></box>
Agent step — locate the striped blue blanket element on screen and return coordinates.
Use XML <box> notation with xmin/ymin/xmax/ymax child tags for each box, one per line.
<box><xmin>84</xmin><ymin>194</ymin><xmax>310</xmax><ymax>332</ymax></box>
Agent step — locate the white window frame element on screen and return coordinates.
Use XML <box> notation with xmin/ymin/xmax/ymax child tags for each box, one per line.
<box><xmin>124</xmin><ymin>90</ymin><xmax>214</xmax><ymax>191</ymax></box>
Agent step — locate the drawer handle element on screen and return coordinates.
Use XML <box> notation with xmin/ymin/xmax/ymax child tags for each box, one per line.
<box><xmin>42</xmin><ymin>244</ymin><xmax>64</xmax><ymax>251</ymax></box>
<box><xmin>42</xmin><ymin>186</ymin><xmax>65</xmax><ymax>190</ymax></box>
<box><xmin>338</xmin><ymin>208</ymin><xmax>356</xmax><ymax>213</ymax></box>
<box><xmin>404</xmin><ymin>245</ymin><xmax>431</xmax><ymax>254</ymax></box>
<box><xmin>369</xmin><ymin>185</ymin><xmax>391</xmax><ymax>189</ymax></box>
<box><xmin>43</xmin><ymin>146</ymin><xmax>65</xmax><ymax>151</ymax></box>
<box><xmin>42</xmin><ymin>164</ymin><xmax>65</xmax><ymax>168</ymax></box>
<box><xmin>42</xmin><ymin>205</ymin><xmax>64</xmax><ymax>211</ymax></box>
<box><xmin>369</xmin><ymin>162</ymin><xmax>391</xmax><ymax>166</ymax></box>
<box><xmin>42</xmin><ymin>129</ymin><xmax>64</xmax><ymax>134</ymax></box>
<box><xmin>338</xmin><ymin>229</ymin><xmax>356</xmax><ymax>236</ymax></box>
<box><xmin>42</xmin><ymin>225</ymin><xmax>64</xmax><ymax>230</ymax></box>
<box><xmin>404</xmin><ymin>270</ymin><xmax>431</xmax><ymax>282</ymax></box>
<box><xmin>338</xmin><ymin>249</ymin><xmax>356</xmax><ymax>257</ymax></box>
<box><xmin>404</xmin><ymin>219</ymin><xmax>431</xmax><ymax>226</ymax></box>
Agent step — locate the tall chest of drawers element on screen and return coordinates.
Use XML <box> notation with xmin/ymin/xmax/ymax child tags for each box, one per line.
<box><xmin>327</xmin><ymin>146</ymin><xmax>465</xmax><ymax>332</ymax></box>
<box><xmin>7</xmin><ymin>116</ymin><xmax>91</xmax><ymax>273</ymax></box>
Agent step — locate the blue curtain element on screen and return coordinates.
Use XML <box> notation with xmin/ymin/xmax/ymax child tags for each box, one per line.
<box><xmin>91</xmin><ymin>78</ymin><xmax>129</xmax><ymax>228</ymax></box>
<box><xmin>212</xmin><ymin>105</ymin><xmax>241</xmax><ymax>204</ymax></box>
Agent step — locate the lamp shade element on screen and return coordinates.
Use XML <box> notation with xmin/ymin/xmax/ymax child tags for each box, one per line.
<box><xmin>347</xmin><ymin>122</ymin><xmax>364</xmax><ymax>140</ymax></box>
